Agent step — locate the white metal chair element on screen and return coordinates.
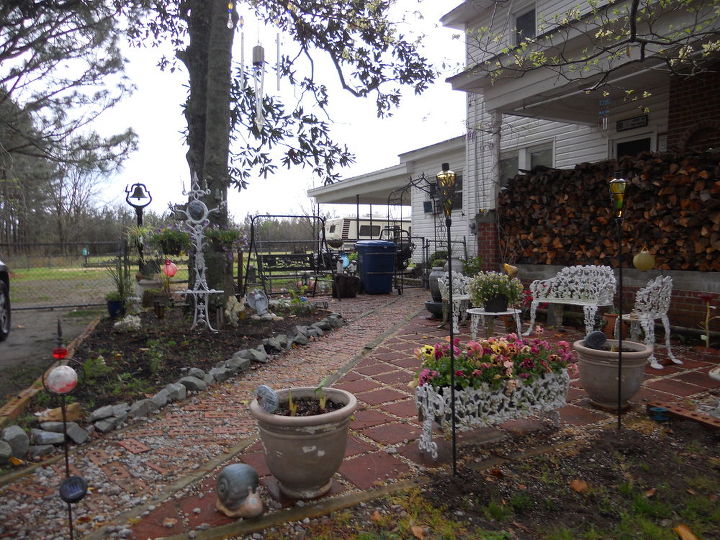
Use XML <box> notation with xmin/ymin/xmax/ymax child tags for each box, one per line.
<box><xmin>437</xmin><ymin>272</ymin><xmax>471</xmax><ymax>334</ymax></box>
<box><xmin>614</xmin><ymin>275</ymin><xmax>680</xmax><ymax>370</ymax></box>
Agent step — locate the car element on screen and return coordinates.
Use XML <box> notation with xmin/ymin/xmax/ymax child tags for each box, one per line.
<box><xmin>0</xmin><ymin>257</ymin><xmax>9</xmax><ymax>341</ymax></box>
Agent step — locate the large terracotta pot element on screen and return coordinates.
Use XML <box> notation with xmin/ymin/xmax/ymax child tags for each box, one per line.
<box><xmin>573</xmin><ymin>339</ymin><xmax>652</xmax><ymax>411</ymax></box>
<box><xmin>249</xmin><ymin>387</ymin><xmax>357</xmax><ymax>499</ymax></box>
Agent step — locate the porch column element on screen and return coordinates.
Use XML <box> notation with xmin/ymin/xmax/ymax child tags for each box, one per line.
<box><xmin>477</xmin><ymin>110</ymin><xmax>502</xmax><ymax>271</ymax></box>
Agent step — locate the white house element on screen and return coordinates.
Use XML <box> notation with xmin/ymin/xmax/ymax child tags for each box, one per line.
<box><xmin>309</xmin><ymin>0</ymin><xmax>720</xmax><ymax>270</ymax></box>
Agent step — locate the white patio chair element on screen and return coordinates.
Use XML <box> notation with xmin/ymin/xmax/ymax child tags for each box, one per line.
<box><xmin>437</xmin><ymin>272</ymin><xmax>471</xmax><ymax>334</ymax></box>
<box><xmin>614</xmin><ymin>275</ymin><xmax>680</xmax><ymax>370</ymax></box>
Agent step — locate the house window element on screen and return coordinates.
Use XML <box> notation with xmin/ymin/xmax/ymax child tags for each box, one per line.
<box><xmin>614</xmin><ymin>135</ymin><xmax>653</xmax><ymax>158</ymax></box>
<box><xmin>514</xmin><ymin>6</ymin><xmax>536</xmax><ymax>44</ymax></box>
<box><xmin>499</xmin><ymin>144</ymin><xmax>553</xmax><ymax>187</ymax></box>
<box><xmin>452</xmin><ymin>174</ymin><xmax>463</xmax><ymax>211</ymax></box>
<box><xmin>328</xmin><ymin>224</ymin><xmax>336</xmax><ymax>233</ymax></box>
<box><xmin>426</xmin><ymin>174</ymin><xmax>463</xmax><ymax>212</ymax></box>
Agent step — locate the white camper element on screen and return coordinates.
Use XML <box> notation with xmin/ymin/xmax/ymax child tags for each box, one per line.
<box><xmin>324</xmin><ymin>217</ymin><xmax>411</xmax><ymax>250</ymax></box>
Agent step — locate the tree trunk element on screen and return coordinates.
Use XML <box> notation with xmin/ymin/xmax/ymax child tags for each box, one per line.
<box><xmin>180</xmin><ymin>0</ymin><xmax>235</xmax><ymax>305</ymax></box>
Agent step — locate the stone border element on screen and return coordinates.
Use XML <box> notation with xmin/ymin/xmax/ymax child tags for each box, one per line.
<box><xmin>0</xmin><ymin>312</ymin><xmax>347</xmax><ymax>467</ymax></box>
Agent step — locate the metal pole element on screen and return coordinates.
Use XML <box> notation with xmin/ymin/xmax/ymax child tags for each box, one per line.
<box><xmin>616</xmin><ymin>216</ymin><xmax>623</xmax><ymax>430</ymax></box>
<box><xmin>60</xmin><ymin>396</ymin><xmax>74</xmax><ymax>540</ymax></box>
<box><xmin>447</xmin><ymin>215</ymin><xmax>457</xmax><ymax>475</ymax></box>
<box><xmin>135</xmin><ymin>207</ymin><xmax>144</xmax><ymax>270</ymax></box>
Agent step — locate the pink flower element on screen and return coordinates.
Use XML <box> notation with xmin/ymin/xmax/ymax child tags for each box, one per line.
<box><xmin>535</xmin><ymin>325</ymin><xmax>544</xmax><ymax>334</ymax></box>
<box><xmin>455</xmin><ymin>370</ymin><xmax>465</xmax><ymax>377</ymax></box>
<box><xmin>557</xmin><ymin>340</ymin><xmax>570</xmax><ymax>349</ymax></box>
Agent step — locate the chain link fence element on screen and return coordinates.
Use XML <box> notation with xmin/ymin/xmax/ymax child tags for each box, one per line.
<box><xmin>1</xmin><ymin>241</ymin><xmax>128</xmax><ymax>310</ymax></box>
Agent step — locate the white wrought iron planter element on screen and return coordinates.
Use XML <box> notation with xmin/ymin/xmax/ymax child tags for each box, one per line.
<box><xmin>415</xmin><ymin>370</ymin><xmax>570</xmax><ymax>459</ymax></box>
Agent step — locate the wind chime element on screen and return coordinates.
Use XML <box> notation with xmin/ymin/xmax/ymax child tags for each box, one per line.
<box><xmin>230</xmin><ymin>2</ymin><xmax>282</xmax><ymax>131</ymax></box>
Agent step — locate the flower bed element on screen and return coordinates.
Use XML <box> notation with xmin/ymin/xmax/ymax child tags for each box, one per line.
<box><xmin>413</xmin><ymin>335</ymin><xmax>576</xmax><ymax>458</ymax></box>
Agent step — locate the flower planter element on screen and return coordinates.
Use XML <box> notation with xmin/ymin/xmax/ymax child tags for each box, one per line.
<box><xmin>249</xmin><ymin>387</ymin><xmax>357</xmax><ymax>499</ymax></box>
<box><xmin>484</xmin><ymin>294</ymin><xmax>508</xmax><ymax>313</ymax></box>
<box><xmin>573</xmin><ymin>339</ymin><xmax>652</xmax><ymax>411</ymax></box>
<box><xmin>415</xmin><ymin>371</ymin><xmax>570</xmax><ymax>458</ymax></box>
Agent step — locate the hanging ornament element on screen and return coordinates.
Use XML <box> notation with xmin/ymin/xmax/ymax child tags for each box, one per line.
<box><xmin>253</xmin><ymin>44</ymin><xmax>265</xmax><ymax>130</ymax></box>
<box><xmin>227</xmin><ymin>2</ymin><xmax>234</xmax><ymax>29</ymax></box>
<box><xmin>163</xmin><ymin>259</ymin><xmax>178</xmax><ymax>278</ymax></box>
<box><xmin>46</xmin><ymin>365</ymin><xmax>78</xmax><ymax>395</ymax></box>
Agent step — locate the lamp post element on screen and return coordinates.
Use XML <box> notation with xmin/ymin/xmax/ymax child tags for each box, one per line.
<box><xmin>125</xmin><ymin>183</ymin><xmax>152</xmax><ymax>271</ymax></box>
<box><xmin>436</xmin><ymin>162</ymin><xmax>458</xmax><ymax>475</ymax></box>
<box><xmin>609</xmin><ymin>172</ymin><xmax>627</xmax><ymax>431</ymax></box>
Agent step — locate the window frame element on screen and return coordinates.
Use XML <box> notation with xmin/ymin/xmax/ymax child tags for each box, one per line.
<box><xmin>512</xmin><ymin>2</ymin><xmax>537</xmax><ymax>46</ymax></box>
<box><xmin>499</xmin><ymin>142</ymin><xmax>553</xmax><ymax>187</ymax></box>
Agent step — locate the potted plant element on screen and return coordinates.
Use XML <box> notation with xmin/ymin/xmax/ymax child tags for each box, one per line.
<box><xmin>105</xmin><ymin>260</ymin><xmax>133</xmax><ymax>318</ymax></box>
<box><xmin>573</xmin><ymin>332</ymin><xmax>652</xmax><ymax>411</ymax></box>
<box><xmin>148</xmin><ymin>226</ymin><xmax>190</xmax><ymax>256</ymax></box>
<box><xmin>413</xmin><ymin>336</ymin><xmax>575</xmax><ymax>456</ymax></box>
<box><xmin>468</xmin><ymin>271</ymin><xmax>524</xmax><ymax>312</ymax></box>
<box><xmin>249</xmin><ymin>384</ymin><xmax>357</xmax><ymax>499</ymax></box>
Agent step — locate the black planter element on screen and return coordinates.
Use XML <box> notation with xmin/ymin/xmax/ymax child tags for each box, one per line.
<box><xmin>484</xmin><ymin>294</ymin><xmax>508</xmax><ymax>313</ymax></box>
<box><xmin>106</xmin><ymin>300</ymin><xmax>125</xmax><ymax>319</ymax></box>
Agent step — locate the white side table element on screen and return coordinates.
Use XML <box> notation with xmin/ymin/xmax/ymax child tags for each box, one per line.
<box><xmin>446</xmin><ymin>294</ymin><xmax>471</xmax><ymax>334</ymax></box>
<box><xmin>467</xmin><ymin>307</ymin><xmax>522</xmax><ymax>339</ymax></box>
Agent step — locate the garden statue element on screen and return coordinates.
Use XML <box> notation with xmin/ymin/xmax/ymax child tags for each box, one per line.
<box><xmin>246</xmin><ymin>288</ymin><xmax>280</xmax><ymax>320</ymax></box>
<box><xmin>224</xmin><ymin>296</ymin><xmax>246</xmax><ymax>326</ymax></box>
<box><xmin>215</xmin><ymin>463</ymin><xmax>264</xmax><ymax>518</ymax></box>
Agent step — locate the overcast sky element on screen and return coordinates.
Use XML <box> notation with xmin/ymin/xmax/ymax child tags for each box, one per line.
<box><xmin>98</xmin><ymin>1</ymin><xmax>466</xmax><ymax>223</ymax></box>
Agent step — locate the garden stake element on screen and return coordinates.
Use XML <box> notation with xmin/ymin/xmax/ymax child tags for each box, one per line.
<box><xmin>610</xmin><ymin>173</ymin><xmax>627</xmax><ymax>431</ymax></box>
<box><xmin>437</xmin><ymin>162</ymin><xmax>458</xmax><ymax>475</ymax></box>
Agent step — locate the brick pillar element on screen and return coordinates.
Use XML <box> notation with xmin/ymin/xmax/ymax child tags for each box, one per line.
<box><xmin>668</xmin><ymin>71</ymin><xmax>720</xmax><ymax>151</ymax></box>
<box><xmin>477</xmin><ymin>219</ymin><xmax>499</xmax><ymax>271</ymax></box>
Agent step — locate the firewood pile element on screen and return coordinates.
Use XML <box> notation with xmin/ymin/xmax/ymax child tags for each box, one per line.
<box><xmin>498</xmin><ymin>152</ymin><xmax>720</xmax><ymax>271</ymax></box>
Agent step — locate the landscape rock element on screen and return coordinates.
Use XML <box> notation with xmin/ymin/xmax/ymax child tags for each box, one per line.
<box><xmin>129</xmin><ymin>399</ymin><xmax>160</xmax><ymax>419</ymax></box>
<box><xmin>188</xmin><ymin>368</ymin><xmax>206</xmax><ymax>380</ymax></box>
<box><xmin>313</xmin><ymin>320</ymin><xmax>332</xmax><ymax>331</ymax></box>
<box><xmin>292</xmin><ymin>325</ymin><xmax>309</xmax><ymax>337</ymax></box>
<box><xmin>306</xmin><ymin>326</ymin><xmax>323</xmax><ymax>337</ymax></box>
<box><xmin>65</xmin><ymin>423</ymin><xmax>90</xmax><ymax>444</ymax></box>
<box><xmin>0</xmin><ymin>440</ymin><xmax>12</xmax><ymax>461</ymax></box>
<box><xmin>28</xmin><ymin>445</ymin><xmax>54</xmax><ymax>459</ymax></box>
<box><xmin>178</xmin><ymin>376</ymin><xmax>208</xmax><ymax>392</ymax></box>
<box><xmin>164</xmin><ymin>382</ymin><xmax>187</xmax><ymax>401</ymax></box>
<box><xmin>2</xmin><ymin>425</ymin><xmax>29</xmax><ymax>457</ymax></box>
<box><xmin>94</xmin><ymin>417</ymin><xmax>120</xmax><ymax>434</ymax></box>
<box><xmin>31</xmin><ymin>429</ymin><xmax>65</xmax><ymax>445</ymax></box>
<box><xmin>292</xmin><ymin>333</ymin><xmax>308</xmax><ymax>346</ymax></box>
<box><xmin>151</xmin><ymin>389</ymin><xmax>170</xmax><ymax>408</ymax></box>
<box><xmin>275</xmin><ymin>334</ymin><xmax>290</xmax><ymax>349</ymax></box>
<box><xmin>112</xmin><ymin>403</ymin><xmax>130</xmax><ymax>416</ymax></box>
<box><xmin>203</xmin><ymin>373</ymin><xmax>215</xmax><ymax>385</ymax></box>
<box><xmin>248</xmin><ymin>346</ymin><xmax>269</xmax><ymax>364</ymax></box>
<box><xmin>225</xmin><ymin>356</ymin><xmax>251</xmax><ymax>373</ymax></box>
<box><xmin>327</xmin><ymin>314</ymin><xmax>345</xmax><ymax>328</ymax></box>
<box><xmin>39</xmin><ymin>421</ymin><xmax>78</xmax><ymax>433</ymax></box>
<box><xmin>262</xmin><ymin>337</ymin><xmax>284</xmax><ymax>353</ymax></box>
<box><xmin>209</xmin><ymin>367</ymin><xmax>232</xmax><ymax>383</ymax></box>
<box><xmin>89</xmin><ymin>405</ymin><xmax>115</xmax><ymax>422</ymax></box>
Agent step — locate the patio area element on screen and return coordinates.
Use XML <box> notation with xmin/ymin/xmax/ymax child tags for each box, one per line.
<box><xmin>1</xmin><ymin>289</ymin><xmax>718</xmax><ymax>539</ymax></box>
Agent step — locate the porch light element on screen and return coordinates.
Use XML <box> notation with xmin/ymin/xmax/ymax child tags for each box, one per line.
<box><xmin>609</xmin><ymin>173</ymin><xmax>626</xmax><ymax>219</ymax></box>
<box><xmin>436</xmin><ymin>163</ymin><xmax>457</xmax><ymax>218</ymax></box>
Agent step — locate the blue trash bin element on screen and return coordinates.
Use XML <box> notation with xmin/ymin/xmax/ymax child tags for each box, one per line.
<box><xmin>355</xmin><ymin>240</ymin><xmax>396</xmax><ymax>294</ymax></box>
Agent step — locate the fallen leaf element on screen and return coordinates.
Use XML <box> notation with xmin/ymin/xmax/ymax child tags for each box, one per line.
<box><xmin>673</xmin><ymin>524</ymin><xmax>699</xmax><ymax>540</ymax></box>
<box><xmin>411</xmin><ymin>525</ymin><xmax>425</xmax><ymax>539</ymax></box>
<box><xmin>370</xmin><ymin>510</ymin><xmax>382</xmax><ymax>523</ymax></box>
<box><xmin>644</xmin><ymin>488</ymin><xmax>656</xmax><ymax>498</ymax></box>
<box><xmin>8</xmin><ymin>456</ymin><xmax>24</xmax><ymax>466</ymax></box>
<box><xmin>162</xmin><ymin>517</ymin><xmax>177</xmax><ymax>528</ymax></box>
<box><xmin>490</xmin><ymin>468</ymin><xmax>504</xmax><ymax>478</ymax></box>
<box><xmin>569</xmin><ymin>479</ymin><xmax>589</xmax><ymax>493</ymax></box>
<box><xmin>686</xmin><ymin>488</ymin><xmax>698</xmax><ymax>495</ymax></box>
<box><xmin>517</xmin><ymin>484</ymin><xmax>527</xmax><ymax>491</ymax></box>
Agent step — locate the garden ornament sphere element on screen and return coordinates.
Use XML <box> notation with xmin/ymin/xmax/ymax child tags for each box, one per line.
<box><xmin>215</xmin><ymin>463</ymin><xmax>263</xmax><ymax>518</ymax></box>
<box><xmin>59</xmin><ymin>476</ymin><xmax>88</xmax><ymax>504</ymax></box>
<box><xmin>46</xmin><ymin>365</ymin><xmax>78</xmax><ymax>394</ymax></box>
<box><xmin>633</xmin><ymin>249</ymin><xmax>656</xmax><ymax>271</ymax></box>
<box><xmin>163</xmin><ymin>259</ymin><xmax>178</xmax><ymax>277</ymax></box>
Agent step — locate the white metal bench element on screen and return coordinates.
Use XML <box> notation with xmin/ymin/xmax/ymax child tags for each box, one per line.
<box><xmin>524</xmin><ymin>265</ymin><xmax>616</xmax><ymax>336</ymax></box>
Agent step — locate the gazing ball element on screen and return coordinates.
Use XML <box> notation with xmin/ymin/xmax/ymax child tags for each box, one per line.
<box><xmin>584</xmin><ymin>331</ymin><xmax>607</xmax><ymax>350</ymax></box>
<box><xmin>633</xmin><ymin>249</ymin><xmax>656</xmax><ymax>271</ymax></box>
<box><xmin>163</xmin><ymin>260</ymin><xmax>178</xmax><ymax>277</ymax></box>
<box><xmin>46</xmin><ymin>365</ymin><xmax>78</xmax><ymax>394</ymax></box>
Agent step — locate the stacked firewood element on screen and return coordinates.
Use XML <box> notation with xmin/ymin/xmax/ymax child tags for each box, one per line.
<box><xmin>498</xmin><ymin>151</ymin><xmax>720</xmax><ymax>271</ymax></box>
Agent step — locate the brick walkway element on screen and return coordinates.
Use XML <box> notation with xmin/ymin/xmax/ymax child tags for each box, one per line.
<box><xmin>1</xmin><ymin>290</ymin><xmax>719</xmax><ymax>539</ymax></box>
